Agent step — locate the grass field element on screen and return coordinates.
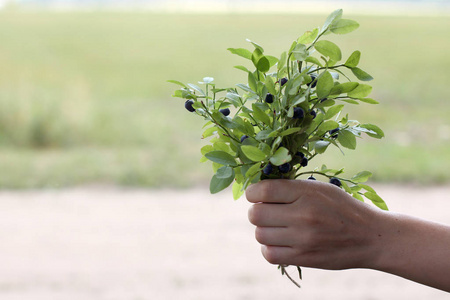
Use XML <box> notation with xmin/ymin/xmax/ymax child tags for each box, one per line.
<box><xmin>0</xmin><ymin>11</ymin><xmax>449</xmax><ymax>188</ymax></box>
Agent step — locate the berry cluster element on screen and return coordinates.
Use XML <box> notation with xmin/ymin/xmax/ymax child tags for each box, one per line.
<box><xmin>170</xmin><ymin>9</ymin><xmax>388</xmax><ymax>288</ymax></box>
<box><xmin>171</xmin><ymin>9</ymin><xmax>385</xmax><ymax>208</ymax></box>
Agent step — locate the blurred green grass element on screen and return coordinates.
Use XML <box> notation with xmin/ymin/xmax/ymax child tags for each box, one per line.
<box><xmin>0</xmin><ymin>11</ymin><xmax>449</xmax><ymax>188</ymax></box>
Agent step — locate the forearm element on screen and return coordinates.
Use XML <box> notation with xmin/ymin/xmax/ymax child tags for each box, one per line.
<box><xmin>369</xmin><ymin>211</ymin><xmax>450</xmax><ymax>292</ymax></box>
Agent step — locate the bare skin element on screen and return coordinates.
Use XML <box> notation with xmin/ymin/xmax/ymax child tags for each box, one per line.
<box><xmin>246</xmin><ymin>179</ymin><xmax>450</xmax><ymax>292</ymax></box>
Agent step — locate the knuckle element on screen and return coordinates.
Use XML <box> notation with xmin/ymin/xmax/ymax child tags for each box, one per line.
<box><xmin>262</xmin><ymin>246</ymin><xmax>281</xmax><ymax>265</ymax></box>
<box><xmin>247</xmin><ymin>205</ymin><xmax>261</xmax><ymax>225</ymax></box>
<box><xmin>257</xmin><ymin>180</ymin><xmax>276</xmax><ymax>201</ymax></box>
<box><xmin>254</xmin><ymin>227</ymin><xmax>267</xmax><ymax>244</ymax></box>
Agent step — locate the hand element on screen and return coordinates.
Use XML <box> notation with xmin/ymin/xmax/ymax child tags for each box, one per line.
<box><xmin>246</xmin><ymin>179</ymin><xmax>450</xmax><ymax>292</ymax></box>
<box><xmin>246</xmin><ymin>179</ymin><xmax>380</xmax><ymax>270</ymax></box>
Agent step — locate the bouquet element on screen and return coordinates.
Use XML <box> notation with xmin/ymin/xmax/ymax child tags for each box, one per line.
<box><xmin>169</xmin><ymin>9</ymin><xmax>387</xmax><ymax>287</ymax></box>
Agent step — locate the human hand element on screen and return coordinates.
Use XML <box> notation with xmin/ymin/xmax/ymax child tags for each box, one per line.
<box><xmin>246</xmin><ymin>179</ymin><xmax>381</xmax><ymax>270</ymax></box>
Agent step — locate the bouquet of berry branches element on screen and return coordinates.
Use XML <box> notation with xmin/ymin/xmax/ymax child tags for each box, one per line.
<box><xmin>169</xmin><ymin>9</ymin><xmax>387</xmax><ymax>287</ymax></box>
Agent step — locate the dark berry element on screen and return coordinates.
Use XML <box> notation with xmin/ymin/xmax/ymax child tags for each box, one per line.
<box><xmin>307</xmin><ymin>176</ymin><xmax>316</xmax><ymax>180</ymax></box>
<box><xmin>219</xmin><ymin>108</ymin><xmax>230</xmax><ymax>116</ymax></box>
<box><xmin>320</xmin><ymin>98</ymin><xmax>328</xmax><ymax>103</ymax></box>
<box><xmin>300</xmin><ymin>157</ymin><xmax>308</xmax><ymax>167</ymax></box>
<box><xmin>329</xmin><ymin>177</ymin><xmax>342</xmax><ymax>187</ymax></box>
<box><xmin>184</xmin><ymin>100</ymin><xmax>195</xmax><ymax>112</ymax></box>
<box><xmin>293</xmin><ymin>107</ymin><xmax>304</xmax><ymax>119</ymax></box>
<box><xmin>240</xmin><ymin>135</ymin><xmax>249</xmax><ymax>143</ymax></box>
<box><xmin>265</xmin><ymin>93</ymin><xmax>274</xmax><ymax>103</ymax></box>
<box><xmin>307</xmin><ymin>74</ymin><xmax>317</xmax><ymax>88</ymax></box>
<box><xmin>263</xmin><ymin>163</ymin><xmax>273</xmax><ymax>175</ymax></box>
<box><xmin>295</xmin><ymin>152</ymin><xmax>305</xmax><ymax>159</ymax></box>
<box><xmin>280</xmin><ymin>77</ymin><xmax>288</xmax><ymax>86</ymax></box>
<box><xmin>329</xmin><ymin>128</ymin><xmax>340</xmax><ymax>139</ymax></box>
<box><xmin>310</xmin><ymin>110</ymin><xmax>317</xmax><ymax>119</ymax></box>
<box><xmin>278</xmin><ymin>163</ymin><xmax>291</xmax><ymax>174</ymax></box>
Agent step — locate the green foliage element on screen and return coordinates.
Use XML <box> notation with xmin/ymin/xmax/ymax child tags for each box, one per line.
<box><xmin>169</xmin><ymin>12</ymin><xmax>391</xmax><ymax>287</ymax></box>
<box><xmin>170</xmin><ymin>9</ymin><xmax>387</xmax><ymax>213</ymax></box>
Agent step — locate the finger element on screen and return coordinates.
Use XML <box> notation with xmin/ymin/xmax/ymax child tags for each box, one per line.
<box><xmin>246</xmin><ymin>179</ymin><xmax>308</xmax><ymax>204</ymax></box>
<box><xmin>261</xmin><ymin>245</ymin><xmax>297</xmax><ymax>265</ymax></box>
<box><xmin>248</xmin><ymin>203</ymin><xmax>291</xmax><ymax>227</ymax></box>
<box><xmin>255</xmin><ymin>226</ymin><xmax>292</xmax><ymax>247</ymax></box>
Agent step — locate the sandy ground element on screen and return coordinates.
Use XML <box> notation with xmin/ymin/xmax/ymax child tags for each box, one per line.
<box><xmin>0</xmin><ymin>185</ymin><xmax>449</xmax><ymax>300</ymax></box>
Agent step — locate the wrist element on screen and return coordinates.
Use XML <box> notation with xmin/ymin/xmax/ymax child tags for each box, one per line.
<box><xmin>352</xmin><ymin>208</ymin><xmax>400</xmax><ymax>271</ymax></box>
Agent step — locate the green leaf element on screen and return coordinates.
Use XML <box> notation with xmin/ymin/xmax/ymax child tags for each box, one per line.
<box><xmin>246</xmin><ymin>38</ymin><xmax>264</xmax><ymax>52</ymax></box>
<box><xmin>341</xmin><ymin>180</ymin><xmax>353</xmax><ymax>194</ymax></box>
<box><xmin>351</xmin><ymin>171</ymin><xmax>372</xmax><ymax>183</ymax></box>
<box><xmin>234</xmin><ymin>65</ymin><xmax>251</xmax><ymax>73</ymax></box>
<box><xmin>236</xmin><ymin>83</ymin><xmax>256</xmax><ymax>94</ymax></box>
<box><xmin>201</xmin><ymin>145</ymin><xmax>214</xmax><ymax>155</ymax></box>
<box><xmin>316</xmin><ymin>71</ymin><xmax>334</xmax><ymax>99</ymax></box>
<box><xmin>330</xmin><ymin>82</ymin><xmax>359</xmax><ymax>95</ymax></box>
<box><xmin>278</xmin><ymin>51</ymin><xmax>287</xmax><ymax>71</ymax></box>
<box><xmin>298</xmin><ymin>28</ymin><xmax>319</xmax><ymax>44</ymax></box>
<box><xmin>322</xmin><ymin>9</ymin><xmax>343</xmax><ymax>32</ymax></box>
<box><xmin>359</xmin><ymin>184</ymin><xmax>376</xmax><ymax>193</ymax></box>
<box><xmin>269</xmin><ymin>147</ymin><xmax>292</xmax><ymax>166</ymax></box>
<box><xmin>330</xmin><ymin>19</ymin><xmax>360</xmax><ymax>34</ymax></box>
<box><xmin>210</xmin><ymin>174</ymin><xmax>234</xmax><ymax>194</ymax></box>
<box><xmin>345</xmin><ymin>51</ymin><xmax>361</xmax><ymax>68</ymax></box>
<box><xmin>292</xmin><ymin>43</ymin><xmax>308</xmax><ymax>61</ymax></box>
<box><xmin>352</xmin><ymin>192</ymin><xmax>365</xmax><ymax>202</ymax></box>
<box><xmin>318</xmin><ymin>120</ymin><xmax>339</xmax><ymax>133</ymax></box>
<box><xmin>265</xmin><ymin>76</ymin><xmax>277</xmax><ymax>95</ymax></box>
<box><xmin>360</xmin><ymin>124</ymin><xmax>385</xmax><ymax>139</ymax></box>
<box><xmin>258</xmin><ymin>143</ymin><xmax>271</xmax><ymax>156</ymax></box>
<box><xmin>216</xmin><ymin>166</ymin><xmax>234</xmax><ymax>179</ymax></box>
<box><xmin>252</xmin><ymin>103</ymin><xmax>271</xmax><ymax>126</ymax></box>
<box><xmin>341</xmin><ymin>99</ymin><xmax>359</xmax><ymax>105</ymax></box>
<box><xmin>314</xmin><ymin>140</ymin><xmax>330</xmax><ymax>154</ymax></box>
<box><xmin>252</xmin><ymin>48</ymin><xmax>270</xmax><ymax>73</ymax></box>
<box><xmin>280</xmin><ymin>127</ymin><xmax>301</xmax><ymax>137</ymax></box>
<box><xmin>364</xmin><ymin>192</ymin><xmax>389</xmax><ymax>210</ymax></box>
<box><xmin>314</xmin><ymin>40</ymin><xmax>342</xmax><ymax>62</ymax></box>
<box><xmin>227</xmin><ymin>48</ymin><xmax>252</xmax><ymax>60</ymax></box>
<box><xmin>167</xmin><ymin>80</ymin><xmax>188</xmax><ymax>88</ymax></box>
<box><xmin>248</xmin><ymin>72</ymin><xmax>257</xmax><ymax>92</ymax></box>
<box><xmin>351</xmin><ymin>67</ymin><xmax>373</xmax><ymax>81</ymax></box>
<box><xmin>337</xmin><ymin>129</ymin><xmax>357</xmax><ymax>150</ymax></box>
<box><xmin>266</xmin><ymin>55</ymin><xmax>279</xmax><ymax>67</ymax></box>
<box><xmin>305</xmin><ymin>56</ymin><xmax>323</xmax><ymax>67</ymax></box>
<box><xmin>325</xmin><ymin>104</ymin><xmax>344</xmax><ymax>120</ymax></box>
<box><xmin>202</xmin><ymin>126</ymin><xmax>218</xmax><ymax>139</ymax></box>
<box><xmin>232</xmin><ymin>181</ymin><xmax>244</xmax><ymax>200</ymax></box>
<box><xmin>226</xmin><ymin>92</ymin><xmax>241</xmax><ymax>107</ymax></box>
<box><xmin>245</xmin><ymin>163</ymin><xmax>262</xmax><ymax>177</ymax></box>
<box><xmin>348</xmin><ymin>84</ymin><xmax>372</xmax><ymax>98</ymax></box>
<box><xmin>291</xmin><ymin>95</ymin><xmax>306</xmax><ymax>106</ymax></box>
<box><xmin>359</xmin><ymin>98</ymin><xmax>379</xmax><ymax>104</ymax></box>
<box><xmin>255</xmin><ymin>129</ymin><xmax>276</xmax><ymax>140</ymax></box>
<box><xmin>187</xmin><ymin>83</ymin><xmax>205</xmax><ymax>96</ymax></box>
<box><xmin>205</xmin><ymin>151</ymin><xmax>237</xmax><ymax>166</ymax></box>
<box><xmin>241</xmin><ymin>145</ymin><xmax>267</xmax><ymax>162</ymax></box>
<box><xmin>257</xmin><ymin>57</ymin><xmax>271</xmax><ymax>73</ymax></box>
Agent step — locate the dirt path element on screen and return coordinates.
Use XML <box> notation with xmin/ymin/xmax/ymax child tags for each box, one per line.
<box><xmin>0</xmin><ymin>185</ymin><xmax>449</xmax><ymax>299</ymax></box>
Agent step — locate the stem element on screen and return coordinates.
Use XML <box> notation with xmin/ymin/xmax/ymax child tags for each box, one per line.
<box><xmin>294</xmin><ymin>170</ymin><xmax>358</xmax><ymax>185</ymax></box>
<box><xmin>201</xmin><ymin>102</ymin><xmax>240</xmax><ymax>143</ymax></box>
<box><xmin>308</xmin><ymin>64</ymin><xmax>344</xmax><ymax>73</ymax></box>
<box><xmin>280</xmin><ymin>265</ymin><xmax>301</xmax><ymax>288</ymax></box>
<box><xmin>306</xmin><ymin>28</ymin><xmax>328</xmax><ymax>51</ymax></box>
<box><xmin>286</xmin><ymin>53</ymin><xmax>292</xmax><ymax>79</ymax></box>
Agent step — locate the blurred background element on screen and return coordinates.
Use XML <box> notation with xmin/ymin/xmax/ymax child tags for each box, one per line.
<box><xmin>0</xmin><ymin>0</ymin><xmax>449</xmax><ymax>188</ymax></box>
<box><xmin>0</xmin><ymin>0</ymin><xmax>449</xmax><ymax>299</ymax></box>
